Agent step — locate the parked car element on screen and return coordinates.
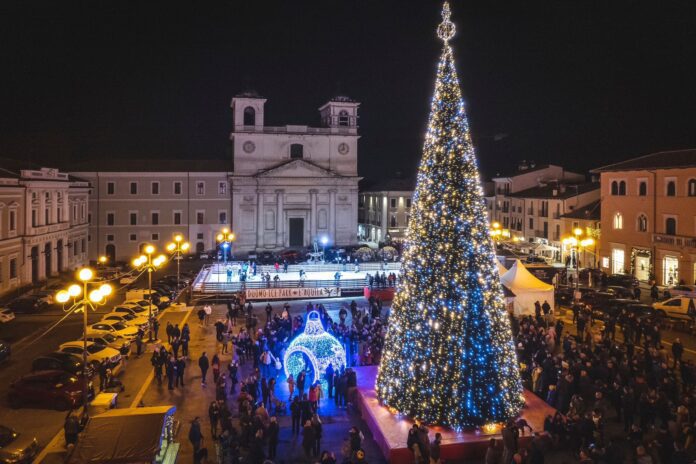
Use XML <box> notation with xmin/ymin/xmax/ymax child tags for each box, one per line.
<box><xmin>1</xmin><ymin>297</ymin><xmax>46</xmax><ymax>314</ymax></box>
<box><xmin>598</xmin><ymin>298</ymin><xmax>641</xmax><ymax>318</ymax></box>
<box><xmin>122</xmin><ymin>299</ymin><xmax>158</xmax><ymax>315</ymax></box>
<box><xmin>0</xmin><ymin>424</ymin><xmax>39</xmax><ymax>464</ymax></box>
<box><xmin>84</xmin><ymin>332</ymin><xmax>131</xmax><ymax>353</ymax></box>
<box><xmin>111</xmin><ymin>305</ymin><xmax>148</xmax><ymax>318</ymax></box>
<box><xmin>605</xmin><ymin>274</ymin><xmax>639</xmax><ymax>289</ymax></box>
<box><xmin>0</xmin><ymin>309</ymin><xmax>15</xmax><ymax>324</ymax></box>
<box><xmin>199</xmin><ymin>249</ymin><xmax>215</xmax><ymax>260</ymax></box>
<box><xmin>652</xmin><ymin>297</ymin><xmax>696</xmax><ymax>320</ymax></box>
<box><xmin>88</xmin><ymin>321</ymin><xmax>139</xmax><ymax>340</ymax></box>
<box><xmin>525</xmin><ymin>255</ymin><xmax>549</xmax><ymax>265</ymax></box>
<box><xmin>8</xmin><ymin>370</ymin><xmax>93</xmax><ymax>410</ymax></box>
<box><xmin>101</xmin><ymin>312</ymin><xmax>149</xmax><ymax>331</ymax></box>
<box><xmin>554</xmin><ymin>286</ymin><xmax>575</xmax><ymax>305</ymax></box>
<box><xmin>602</xmin><ymin>285</ymin><xmax>637</xmax><ymax>299</ymax></box>
<box><xmin>0</xmin><ymin>341</ymin><xmax>10</xmax><ymax>363</ymax></box>
<box><xmin>58</xmin><ymin>341</ymin><xmax>122</xmax><ymax>374</ymax></box>
<box><xmin>119</xmin><ymin>274</ymin><xmax>138</xmax><ymax>286</ymax></box>
<box><xmin>624</xmin><ymin>303</ymin><xmax>658</xmax><ymax>320</ymax></box>
<box><xmin>667</xmin><ymin>285</ymin><xmax>696</xmax><ymax>298</ymax></box>
<box><xmin>31</xmin><ymin>352</ymin><xmax>94</xmax><ymax>378</ymax></box>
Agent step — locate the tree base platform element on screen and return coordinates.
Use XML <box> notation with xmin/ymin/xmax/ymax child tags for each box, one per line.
<box><xmin>354</xmin><ymin>366</ymin><xmax>556</xmax><ymax>463</ymax></box>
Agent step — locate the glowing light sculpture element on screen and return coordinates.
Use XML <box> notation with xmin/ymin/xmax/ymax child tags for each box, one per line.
<box><xmin>375</xmin><ymin>2</ymin><xmax>524</xmax><ymax>429</ymax></box>
<box><xmin>283</xmin><ymin>311</ymin><xmax>346</xmax><ymax>385</ymax></box>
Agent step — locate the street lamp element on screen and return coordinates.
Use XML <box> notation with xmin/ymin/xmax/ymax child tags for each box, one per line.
<box><xmin>132</xmin><ymin>245</ymin><xmax>166</xmax><ymax>342</ymax></box>
<box><xmin>216</xmin><ymin>228</ymin><xmax>236</xmax><ymax>265</ymax></box>
<box><xmin>321</xmin><ymin>236</ymin><xmax>329</xmax><ymax>262</ymax></box>
<box><xmin>98</xmin><ymin>255</ymin><xmax>108</xmax><ymax>266</ymax></box>
<box><xmin>166</xmin><ymin>234</ymin><xmax>190</xmax><ymax>291</ymax></box>
<box><xmin>563</xmin><ymin>228</ymin><xmax>595</xmax><ymax>301</ymax></box>
<box><xmin>490</xmin><ymin>221</ymin><xmax>504</xmax><ymax>242</ymax></box>
<box><xmin>55</xmin><ymin>268</ymin><xmax>113</xmax><ymax>411</ymax></box>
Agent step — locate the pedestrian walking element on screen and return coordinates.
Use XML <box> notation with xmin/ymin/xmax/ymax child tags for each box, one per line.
<box><xmin>212</xmin><ymin>354</ymin><xmax>220</xmax><ymax>383</ymax></box>
<box><xmin>188</xmin><ymin>417</ymin><xmax>203</xmax><ymax>463</ymax></box>
<box><xmin>291</xmin><ymin>397</ymin><xmax>301</xmax><ymax>434</ymax></box>
<box><xmin>326</xmin><ymin>363</ymin><xmax>335</xmax><ymax>399</ymax></box>
<box><xmin>171</xmin><ymin>337</ymin><xmax>181</xmax><ymax>358</ymax></box>
<box><xmin>312</xmin><ymin>414</ymin><xmax>323</xmax><ymax>457</ymax></box>
<box><xmin>199</xmin><ymin>352</ymin><xmax>209</xmax><ymax>386</ymax></box>
<box><xmin>204</xmin><ymin>304</ymin><xmax>212</xmax><ymax>326</ymax></box>
<box><xmin>287</xmin><ymin>373</ymin><xmax>295</xmax><ymax>400</ymax></box>
<box><xmin>152</xmin><ymin>349</ymin><xmax>163</xmax><ymax>385</ymax></box>
<box><xmin>302</xmin><ymin>420</ymin><xmax>315</xmax><ymax>458</ymax></box>
<box><xmin>151</xmin><ymin>317</ymin><xmax>160</xmax><ymax>341</ymax></box>
<box><xmin>197</xmin><ymin>307</ymin><xmax>206</xmax><ymax>327</ymax></box>
<box><xmin>208</xmin><ymin>401</ymin><xmax>219</xmax><ymax>439</ymax></box>
<box><xmin>166</xmin><ymin>321</ymin><xmax>173</xmax><ymax>343</ymax></box>
<box><xmin>166</xmin><ymin>356</ymin><xmax>175</xmax><ymax>390</ymax></box>
<box><xmin>176</xmin><ymin>357</ymin><xmax>186</xmax><ymax>387</ymax></box>
<box><xmin>135</xmin><ymin>329</ymin><xmax>144</xmax><ymax>357</ymax></box>
<box><xmin>64</xmin><ymin>412</ymin><xmax>80</xmax><ymax>446</ymax></box>
<box><xmin>268</xmin><ymin>416</ymin><xmax>279</xmax><ymax>459</ymax></box>
<box><xmin>181</xmin><ymin>323</ymin><xmax>191</xmax><ymax>357</ymax></box>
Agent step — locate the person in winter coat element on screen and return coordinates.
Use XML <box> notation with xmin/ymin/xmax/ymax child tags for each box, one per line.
<box><xmin>199</xmin><ymin>352</ymin><xmax>209</xmax><ymax>386</ymax></box>
<box><xmin>267</xmin><ymin>416</ymin><xmax>279</xmax><ymax>459</ymax></box>
<box><xmin>208</xmin><ymin>400</ymin><xmax>219</xmax><ymax>438</ymax></box>
<box><xmin>302</xmin><ymin>420</ymin><xmax>316</xmax><ymax>458</ymax></box>
<box><xmin>188</xmin><ymin>417</ymin><xmax>203</xmax><ymax>460</ymax></box>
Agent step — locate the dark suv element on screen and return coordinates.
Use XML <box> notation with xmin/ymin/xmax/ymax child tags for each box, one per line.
<box><xmin>605</xmin><ymin>274</ymin><xmax>639</xmax><ymax>289</ymax></box>
<box><xmin>32</xmin><ymin>352</ymin><xmax>94</xmax><ymax>378</ymax></box>
<box><xmin>8</xmin><ymin>370</ymin><xmax>93</xmax><ymax>410</ymax></box>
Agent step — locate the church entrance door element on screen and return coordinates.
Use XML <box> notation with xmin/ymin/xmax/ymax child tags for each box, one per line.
<box><xmin>289</xmin><ymin>218</ymin><xmax>304</xmax><ymax>247</ymax></box>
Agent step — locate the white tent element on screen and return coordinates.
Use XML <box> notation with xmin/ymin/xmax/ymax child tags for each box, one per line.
<box><xmin>496</xmin><ymin>260</ymin><xmax>508</xmax><ymax>276</ymax></box>
<box><xmin>500</xmin><ymin>260</ymin><xmax>555</xmax><ymax>316</ymax></box>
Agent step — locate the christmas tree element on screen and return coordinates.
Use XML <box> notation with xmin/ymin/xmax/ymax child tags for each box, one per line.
<box><xmin>375</xmin><ymin>2</ymin><xmax>524</xmax><ymax>429</ymax></box>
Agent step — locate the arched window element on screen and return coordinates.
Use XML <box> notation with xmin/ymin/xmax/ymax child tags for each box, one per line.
<box><xmin>390</xmin><ymin>215</ymin><xmax>397</xmax><ymax>227</ymax></box>
<box><xmin>666</xmin><ymin>180</ymin><xmax>676</xmax><ymax>196</ymax></box>
<box><xmin>243</xmin><ymin>106</ymin><xmax>255</xmax><ymax>126</ymax></box>
<box><xmin>639</xmin><ymin>181</ymin><xmax>647</xmax><ymax>196</ymax></box>
<box><xmin>338</xmin><ymin>110</ymin><xmax>349</xmax><ymax>126</ymax></box>
<box><xmin>290</xmin><ymin>144</ymin><xmax>303</xmax><ymax>159</ymax></box>
<box><xmin>619</xmin><ymin>181</ymin><xmax>626</xmax><ymax>195</ymax></box>
<box><xmin>613</xmin><ymin>212</ymin><xmax>623</xmax><ymax>230</ymax></box>
<box><xmin>610</xmin><ymin>181</ymin><xmax>618</xmax><ymax>196</ymax></box>
<box><xmin>637</xmin><ymin>214</ymin><xmax>648</xmax><ymax>232</ymax></box>
<box><xmin>665</xmin><ymin>217</ymin><xmax>677</xmax><ymax>235</ymax></box>
<box><xmin>688</xmin><ymin>179</ymin><xmax>696</xmax><ymax>197</ymax></box>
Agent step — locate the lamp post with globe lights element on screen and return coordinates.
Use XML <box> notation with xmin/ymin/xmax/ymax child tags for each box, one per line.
<box><xmin>132</xmin><ymin>245</ymin><xmax>167</xmax><ymax>342</ymax></box>
<box><xmin>166</xmin><ymin>234</ymin><xmax>190</xmax><ymax>291</ymax></box>
<box><xmin>216</xmin><ymin>228</ymin><xmax>236</xmax><ymax>265</ymax></box>
<box><xmin>54</xmin><ymin>267</ymin><xmax>113</xmax><ymax>411</ymax></box>
<box><xmin>563</xmin><ymin>228</ymin><xmax>595</xmax><ymax>301</ymax></box>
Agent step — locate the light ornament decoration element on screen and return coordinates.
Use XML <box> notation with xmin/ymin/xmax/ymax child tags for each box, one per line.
<box><xmin>375</xmin><ymin>1</ymin><xmax>524</xmax><ymax>429</ymax></box>
<box><xmin>283</xmin><ymin>311</ymin><xmax>346</xmax><ymax>386</ymax></box>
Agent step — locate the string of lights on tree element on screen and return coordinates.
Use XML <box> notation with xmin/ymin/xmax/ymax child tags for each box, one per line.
<box><xmin>375</xmin><ymin>1</ymin><xmax>524</xmax><ymax>429</ymax></box>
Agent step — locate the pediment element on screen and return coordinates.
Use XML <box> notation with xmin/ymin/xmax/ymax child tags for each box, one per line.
<box><xmin>255</xmin><ymin>159</ymin><xmax>340</xmax><ymax>178</ymax></box>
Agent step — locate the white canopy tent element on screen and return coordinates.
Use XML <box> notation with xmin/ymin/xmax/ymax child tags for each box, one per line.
<box><xmin>496</xmin><ymin>260</ymin><xmax>508</xmax><ymax>276</ymax></box>
<box><xmin>500</xmin><ymin>260</ymin><xmax>555</xmax><ymax>316</ymax></box>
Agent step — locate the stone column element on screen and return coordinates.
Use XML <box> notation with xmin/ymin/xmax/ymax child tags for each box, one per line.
<box><xmin>329</xmin><ymin>189</ymin><xmax>337</xmax><ymax>242</ymax></box>
<box><xmin>381</xmin><ymin>196</ymin><xmax>388</xmax><ymax>240</ymax></box>
<box><xmin>276</xmin><ymin>189</ymin><xmax>284</xmax><ymax>247</ymax></box>
<box><xmin>256</xmin><ymin>191</ymin><xmax>264</xmax><ymax>248</ymax></box>
<box><xmin>310</xmin><ymin>189</ymin><xmax>318</xmax><ymax>240</ymax></box>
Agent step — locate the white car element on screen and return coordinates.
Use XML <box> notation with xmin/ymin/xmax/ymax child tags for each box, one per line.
<box><xmin>89</xmin><ymin>321</ymin><xmax>139</xmax><ymax>340</ymax></box>
<box><xmin>653</xmin><ymin>297</ymin><xmax>696</xmax><ymax>320</ymax></box>
<box><xmin>84</xmin><ymin>332</ymin><xmax>131</xmax><ymax>352</ymax></box>
<box><xmin>58</xmin><ymin>341</ymin><xmax>122</xmax><ymax>374</ymax></box>
<box><xmin>101</xmin><ymin>312</ymin><xmax>149</xmax><ymax>331</ymax></box>
<box><xmin>668</xmin><ymin>285</ymin><xmax>696</xmax><ymax>298</ymax></box>
<box><xmin>122</xmin><ymin>299</ymin><xmax>158</xmax><ymax>316</ymax></box>
<box><xmin>0</xmin><ymin>308</ymin><xmax>15</xmax><ymax>323</ymax></box>
<box><xmin>112</xmin><ymin>305</ymin><xmax>151</xmax><ymax>319</ymax></box>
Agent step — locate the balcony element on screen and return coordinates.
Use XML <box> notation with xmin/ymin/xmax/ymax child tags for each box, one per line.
<box><xmin>653</xmin><ymin>233</ymin><xmax>696</xmax><ymax>249</ymax></box>
<box><xmin>27</xmin><ymin>221</ymin><xmax>70</xmax><ymax>236</ymax></box>
<box><xmin>237</xmin><ymin>125</ymin><xmax>357</xmax><ymax>135</ymax></box>
<box><xmin>534</xmin><ymin>229</ymin><xmax>549</xmax><ymax>239</ymax></box>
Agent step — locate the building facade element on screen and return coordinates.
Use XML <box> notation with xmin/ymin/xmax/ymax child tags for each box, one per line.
<box><xmin>593</xmin><ymin>149</ymin><xmax>696</xmax><ymax>285</ymax></box>
<box><xmin>72</xmin><ymin>93</ymin><xmax>361</xmax><ymax>261</ymax></box>
<box><xmin>357</xmin><ymin>178</ymin><xmax>415</xmax><ymax>243</ymax></box>
<box><xmin>0</xmin><ymin>162</ymin><xmax>89</xmax><ymax>297</ymax></box>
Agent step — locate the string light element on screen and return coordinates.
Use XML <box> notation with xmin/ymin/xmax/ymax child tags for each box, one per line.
<box><xmin>375</xmin><ymin>1</ymin><xmax>523</xmax><ymax>429</ymax></box>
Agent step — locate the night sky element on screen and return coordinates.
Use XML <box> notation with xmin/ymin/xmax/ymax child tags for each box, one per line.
<box><xmin>2</xmin><ymin>1</ymin><xmax>696</xmax><ymax>180</ymax></box>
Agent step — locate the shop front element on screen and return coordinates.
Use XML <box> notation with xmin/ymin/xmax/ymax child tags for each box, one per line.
<box><xmin>662</xmin><ymin>255</ymin><xmax>680</xmax><ymax>286</ymax></box>
<box><xmin>631</xmin><ymin>248</ymin><xmax>652</xmax><ymax>282</ymax></box>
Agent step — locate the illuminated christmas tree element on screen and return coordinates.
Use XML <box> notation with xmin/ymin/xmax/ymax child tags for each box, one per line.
<box><xmin>375</xmin><ymin>2</ymin><xmax>523</xmax><ymax>429</ymax></box>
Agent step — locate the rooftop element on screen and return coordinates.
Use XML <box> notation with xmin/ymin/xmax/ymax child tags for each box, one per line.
<box><xmin>561</xmin><ymin>199</ymin><xmax>601</xmax><ymax>220</ymax></box>
<box><xmin>592</xmin><ymin>148</ymin><xmax>696</xmax><ymax>172</ymax></box>
<box><xmin>509</xmin><ymin>182</ymin><xmax>599</xmax><ymax>199</ymax></box>
<box><xmin>360</xmin><ymin>176</ymin><xmax>415</xmax><ymax>192</ymax></box>
<box><xmin>492</xmin><ymin>163</ymin><xmax>552</xmax><ymax>179</ymax></box>
<box><xmin>68</xmin><ymin>158</ymin><xmax>232</xmax><ymax>173</ymax></box>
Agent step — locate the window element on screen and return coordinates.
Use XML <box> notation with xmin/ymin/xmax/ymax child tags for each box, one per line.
<box><xmin>87</xmin><ymin>212</ymin><xmax>90</xmax><ymax>224</ymax></box>
<box><xmin>196</xmin><ymin>182</ymin><xmax>205</xmax><ymax>195</ymax></box>
<box><xmin>130</xmin><ymin>212</ymin><xmax>137</xmax><ymax>226</ymax></box>
<box><xmin>196</xmin><ymin>211</ymin><xmax>204</xmax><ymax>225</ymax></box>
<box><xmin>174</xmin><ymin>182</ymin><xmax>182</xmax><ymax>195</ymax></box>
<box><xmin>611</xmin><ymin>181</ymin><xmax>618</xmax><ymax>196</ymax></box>
<box><xmin>243</xmin><ymin>106</ymin><xmax>255</xmax><ymax>126</ymax></box>
<box><xmin>106</xmin><ymin>234</ymin><xmax>114</xmax><ymax>241</ymax></box>
<box><xmin>197</xmin><ymin>233</ymin><xmax>204</xmax><ymax>239</ymax></box>
<box><xmin>151</xmin><ymin>212</ymin><xmax>159</xmax><ymax>225</ymax></box>
<box><xmin>390</xmin><ymin>198</ymin><xmax>397</xmax><ymax>208</ymax></box>
<box><xmin>129</xmin><ymin>182</ymin><xmax>138</xmax><ymax>195</ymax></box>
<box><xmin>151</xmin><ymin>233</ymin><xmax>159</xmax><ymax>241</ymax></box>
<box><xmin>637</xmin><ymin>214</ymin><xmax>648</xmax><ymax>232</ymax></box>
<box><xmin>9</xmin><ymin>258</ymin><xmax>17</xmax><ymax>279</ymax></box>
<box><xmin>619</xmin><ymin>181</ymin><xmax>626</xmax><ymax>195</ymax></box>
<box><xmin>107</xmin><ymin>182</ymin><xmax>115</xmax><ymax>195</ymax></box>
<box><xmin>390</xmin><ymin>215</ymin><xmax>397</xmax><ymax>227</ymax></box>
<box><xmin>218</xmin><ymin>181</ymin><xmax>227</xmax><ymax>195</ymax></box>
<box><xmin>44</xmin><ymin>208</ymin><xmax>49</xmax><ymax>224</ymax></box>
<box><xmin>529</xmin><ymin>218</ymin><xmax>533</xmax><ymax>229</ymax></box>
<box><xmin>688</xmin><ymin>179</ymin><xmax>696</xmax><ymax>197</ymax></box>
<box><xmin>666</xmin><ymin>180</ymin><xmax>676</xmax><ymax>197</ymax></box>
<box><xmin>129</xmin><ymin>234</ymin><xmax>137</xmax><ymax>241</ymax></box>
<box><xmin>173</xmin><ymin>211</ymin><xmax>182</xmax><ymax>225</ymax></box>
<box><xmin>290</xmin><ymin>144</ymin><xmax>303</xmax><ymax>159</ymax></box>
<box><xmin>219</xmin><ymin>211</ymin><xmax>227</xmax><ymax>224</ymax></box>
<box><xmin>106</xmin><ymin>213</ymin><xmax>115</xmax><ymax>226</ymax></box>
<box><xmin>613</xmin><ymin>212</ymin><xmax>623</xmax><ymax>230</ymax></box>
<box><xmin>31</xmin><ymin>210</ymin><xmax>37</xmax><ymax>227</ymax></box>
<box><xmin>338</xmin><ymin>110</ymin><xmax>349</xmax><ymax>126</ymax></box>
<box><xmin>151</xmin><ymin>182</ymin><xmax>159</xmax><ymax>195</ymax></box>
<box><xmin>9</xmin><ymin>210</ymin><xmax>16</xmax><ymax>231</ymax></box>
<box><xmin>639</xmin><ymin>181</ymin><xmax>647</xmax><ymax>196</ymax></box>
<box><xmin>665</xmin><ymin>217</ymin><xmax>677</xmax><ymax>235</ymax></box>
<box><xmin>81</xmin><ymin>239</ymin><xmax>86</xmax><ymax>253</ymax></box>
<box><xmin>406</xmin><ymin>199</ymin><xmax>411</xmax><ymax>208</ymax></box>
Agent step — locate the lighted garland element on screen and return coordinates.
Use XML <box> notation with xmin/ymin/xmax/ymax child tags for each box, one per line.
<box><xmin>375</xmin><ymin>1</ymin><xmax>524</xmax><ymax>429</ymax></box>
<box><xmin>284</xmin><ymin>311</ymin><xmax>346</xmax><ymax>385</ymax></box>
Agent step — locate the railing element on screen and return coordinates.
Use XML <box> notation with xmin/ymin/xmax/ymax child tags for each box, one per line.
<box><xmin>237</xmin><ymin>125</ymin><xmax>357</xmax><ymax>135</ymax></box>
<box><xmin>527</xmin><ymin>208</ymin><xmax>534</xmax><ymax>214</ymax></box>
<box><xmin>552</xmin><ymin>212</ymin><xmax>561</xmax><ymax>219</ymax></box>
<box><xmin>653</xmin><ymin>233</ymin><xmax>696</xmax><ymax>248</ymax></box>
<box><xmin>534</xmin><ymin>230</ymin><xmax>548</xmax><ymax>239</ymax></box>
<box><xmin>194</xmin><ymin>278</ymin><xmax>370</xmax><ymax>294</ymax></box>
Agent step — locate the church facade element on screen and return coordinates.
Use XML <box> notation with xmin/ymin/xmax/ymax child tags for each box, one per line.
<box><xmin>71</xmin><ymin>93</ymin><xmax>361</xmax><ymax>261</ymax></box>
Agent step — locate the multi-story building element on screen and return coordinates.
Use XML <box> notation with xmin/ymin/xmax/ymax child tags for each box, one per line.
<box><xmin>358</xmin><ymin>177</ymin><xmax>415</xmax><ymax>243</ymax></box>
<box><xmin>560</xmin><ymin>199</ymin><xmax>601</xmax><ymax>267</ymax></box>
<box><xmin>507</xmin><ymin>182</ymin><xmax>600</xmax><ymax>260</ymax></box>
<box><xmin>593</xmin><ymin>149</ymin><xmax>696</xmax><ymax>285</ymax></box>
<box><xmin>72</xmin><ymin>92</ymin><xmax>361</xmax><ymax>261</ymax></box>
<box><xmin>0</xmin><ymin>161</ymin><xmax>89</xmax><ymax>297</ymax></box>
